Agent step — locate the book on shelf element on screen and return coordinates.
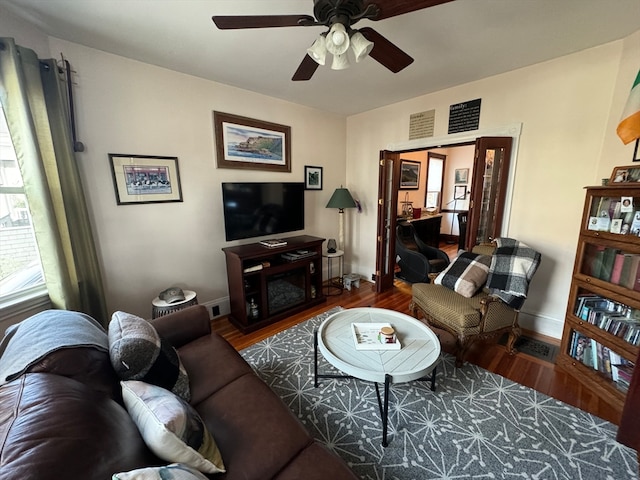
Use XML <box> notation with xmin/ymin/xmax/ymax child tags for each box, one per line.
<box><xmin>573</xmin><ymin>293</ymin><xmax>640</xmax><ymax>346</ymax></box>
<box><xmin>568</xmin><ymin>331</ymin><xmax>636</xmax><ymax>390</ymax></box>
<box><xmin>610</xmin><ymin>253</ymin><xmax>626</xmax><ymax>284</ymax></box>
<box><xmin>600</xmin><ymin>247</ymin><xmax>619</xmax><ymax>282</ymax></box>
<box><xmin>260</xmin><ymin>239</ymin><xmax>287</xmax><ymax>247</ymax></box>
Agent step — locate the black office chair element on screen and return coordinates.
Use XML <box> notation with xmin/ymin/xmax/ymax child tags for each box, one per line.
<box><xmin>457</xmin><ymin>212</ymin><xmax>468</xmax><ymax>251</ymax></box>
<box><xmin>410</xmin><ymin>223</ymin><xmax>450</xmax><ymax>274</ymax></box>
<box><xmin>395</xmin><ymin>224</ymin><xmax>450</xmax><ymax>283</ymax></box>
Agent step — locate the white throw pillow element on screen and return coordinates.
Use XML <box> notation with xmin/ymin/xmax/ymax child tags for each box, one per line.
<box><xmin>112</xmin><ymin>463</ymin><xmax>209</xmax><ymax>479</ymax></box>
<box><xmin>121</xmin><ymin>381</ymin><xmax>225</xmax><ymax>474</ymax></box>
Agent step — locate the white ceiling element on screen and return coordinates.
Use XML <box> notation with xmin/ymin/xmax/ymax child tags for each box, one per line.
<box><xmin>2</xmin><ymin>0</ymin><xmax>639</xmax><ymax>116</ymax></box>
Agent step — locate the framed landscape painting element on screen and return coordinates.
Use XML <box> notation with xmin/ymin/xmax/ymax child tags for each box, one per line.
<box><xmin>399</xmin><ymin>160</ymin><xmax>420</xmax><ymax>189</ymax></box>
<box><xmin>214</xmin><ymin>111</ymin><xmax>291</xmax><ymax>172</ymax></box>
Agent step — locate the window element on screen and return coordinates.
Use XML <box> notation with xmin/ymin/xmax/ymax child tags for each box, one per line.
<box><xmin>0</xmin><ymin>104</ymin><xmax>45</xmax><ymax>303</ymax></box>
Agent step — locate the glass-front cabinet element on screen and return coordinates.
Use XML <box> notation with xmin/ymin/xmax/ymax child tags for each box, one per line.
<box><xmin>558</xmin><ymin>185</ymin><xmax>640</xmax><ymax>422</ymax></box>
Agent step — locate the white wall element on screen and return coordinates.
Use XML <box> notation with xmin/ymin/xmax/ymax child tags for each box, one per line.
<box><xmin>346</xmin><ymin>32</ymin><xmax>640</xmax><ymax>337</ymax></box>
<box><xmin>53</xmin><ymin>39</ymin><xmax>347</xmax><ymax>319</ymax></box>
<box><xmin>0</xmin><ymin>8</ymin><xmax>347</xmax><ymax>319</ymax></box>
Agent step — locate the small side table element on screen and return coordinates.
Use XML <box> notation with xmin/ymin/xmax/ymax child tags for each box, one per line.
<box><xmin>152</xmin><ymin>290</ymin><xmax>198</xmax><ymax>319</ymax></box>
<box><xmin>322</xmin><ymin>250</ymin><xmax>344</xmax><ymax>296</ymax></box>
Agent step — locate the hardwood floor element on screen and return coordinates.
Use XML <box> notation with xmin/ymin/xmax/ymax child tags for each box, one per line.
<box><xmin>211</xmin><ymin>242</ymin><xmax>622</xmax><ymax>426</ymax></box>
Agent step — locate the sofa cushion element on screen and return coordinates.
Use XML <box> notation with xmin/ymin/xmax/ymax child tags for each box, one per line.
<box><xmin>194</xmin><ymin>373</ymin><xmax>314</xmax><ymax>480</ymax></box>
<box><xmin>412</xmin><ymin>283</ymin><xmax>485</xmax><ymax>332</ymax></box>
<box><xmin>121</xmin><ymin>380</ymin><xmax>225</xmax><ymax>474</ymax></box>
<box><xmin>109</xmin><ymin>311</ymin><xmax>190</xmax><ymax>401</ymax></box>
<box><xmin>0</xmin><ymin>373</ymin><xmax>156</xmax><ymax>480</ymax></box>
<box><xmin>112</xmin><ymin>463</ymin><xmax>209</xmax><ymax>480</ymax></box>
<box><xmin>434</xmin><ymin>251</ymin><xmax>491</xmax><ymax>297</ymax></box>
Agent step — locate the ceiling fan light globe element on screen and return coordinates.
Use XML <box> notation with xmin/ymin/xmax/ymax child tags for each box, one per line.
<box><xmin>325</xmin><ymin>23</ymin><xmax>350</xmax><ymax>55</ymax></box>
<box><xmin>307</xmin><ymin>36</ymin><xmax>327</xmax><ymax>65</ymax></box>
<box><xmin>331</xmin><ymin>52</ymin><xmax>350</xmax><ymax>70</ymax></box>
<box><xmin>350</xmin><ymin>31</ymin><xmax>374</xmax><ymax>63</ymax></box>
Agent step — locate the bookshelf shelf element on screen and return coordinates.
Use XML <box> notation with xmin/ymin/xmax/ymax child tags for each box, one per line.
<box><xmin>557</xmin><ymin>184</ymin><xmax>640</xmax><ymax>422</ymax></box>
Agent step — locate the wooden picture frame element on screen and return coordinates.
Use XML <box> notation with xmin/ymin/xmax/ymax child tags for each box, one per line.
<box><xmin>399</xmin><ymin>160</ymin><xmax>420</xmax><ymax>189</ymax></box>
<box><xmin>213</xmin><ymin>111</ymin><xmax>291</xmax><ymax>172</ymax></box>
<box><xmin>455</xmin><ymin>168</ymin><xmax>469</xmax><ymax>184</ymax></box>
<box><xmin>304</xmin><ymin>165</ymin><xmax>323</xmax><ymax>190</ymax></box>
<box><xmin>108</xmin><ymin>154</ymin><xmax>183</xmax><ymax>205</ymax></box>
<box><xmin>425</xmin><ymin>191</ymin><xmax>440</xmax><ymax>208</ymax></box>
<box><xmin>454</xmin><ymin>185</ymin><xmax>467</xmax><ymax>200</ymax></box>
<box><xmin>609</xmin><ymin>165</ymin><xmax>640</xmax><ymax>184</ymax></box>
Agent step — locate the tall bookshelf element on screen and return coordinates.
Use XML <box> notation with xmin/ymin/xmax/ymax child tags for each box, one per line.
<box><xmin>557</xmin><ymin>184</ymin><xmax>640</xmax><ymax>422</ymax></box>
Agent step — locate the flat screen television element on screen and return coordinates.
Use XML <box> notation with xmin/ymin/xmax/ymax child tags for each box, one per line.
<box><xmin>221</xmin><ymin>182</ymin><xmax>305</xmax><ymax>241</ymax></box>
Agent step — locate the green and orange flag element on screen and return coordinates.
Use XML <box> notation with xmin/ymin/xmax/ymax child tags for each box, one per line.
<box><xmin>617</xmin><ymin>69</ymin><xmax>640</xmax><ymax>145</ymax></box>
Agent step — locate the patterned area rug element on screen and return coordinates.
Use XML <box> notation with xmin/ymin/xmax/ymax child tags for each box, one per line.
<box><xmin>241</xmin><ymin>307</ymin><xmax>638</xmax><ymax>480</ymax></box>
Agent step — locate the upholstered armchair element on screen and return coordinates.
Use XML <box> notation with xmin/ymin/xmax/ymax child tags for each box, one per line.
<box><xmin>409</xmin><ymin>240</ymin><xmax>541</xmax><ymax>367</ymax></box>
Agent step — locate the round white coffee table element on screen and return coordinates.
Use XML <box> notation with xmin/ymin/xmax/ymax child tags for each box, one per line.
<box><xmin>314</xmin><ymin>307</ymin><xmax>441</xmax><ymax>446</ymax></box>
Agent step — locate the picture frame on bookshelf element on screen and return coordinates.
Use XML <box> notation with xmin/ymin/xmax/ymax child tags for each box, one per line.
<box><xmin>610</xmin><ymin>165</ymin><xmax>640</xmax><ymax>184</ymax></box>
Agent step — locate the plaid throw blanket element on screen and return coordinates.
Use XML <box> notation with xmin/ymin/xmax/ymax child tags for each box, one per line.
<box><xmin>486</xmin><ymin>238</ymin><xmax>541</xmax><ymax>309</ymax></box>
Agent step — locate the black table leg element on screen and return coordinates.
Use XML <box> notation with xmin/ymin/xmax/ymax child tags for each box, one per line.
<box><xmin>313</xmin><ymin>329</ymin><xmax>319</xmax><ymax>388</ymax></box>
<box><xmin>374</xmin><ymin>374</ymin><xmax>392</xmax><ymax>447</ymax></box>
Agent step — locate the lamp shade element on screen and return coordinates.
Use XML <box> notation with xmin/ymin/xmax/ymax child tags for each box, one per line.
<box><xmin>350</xmin><ymin>31</ymin><xmax>374</xmax><ymax>63</ymax></box>
<box><xmin>331</xmin><ymin>52</ymin><xmax>350</xmax><ymax>70</ymax></box>
<box><xmin>326</xmin><ymin>188</ymin><xmax>356</xmax><ymax>209</ymax></box>
<box><xmin>325</xmin><ymin>23</ymin><xmax>350</xmax><ymax>55</ymax></box>
<box><xmin>307</xmin><ymin>35</ymin><xmax>327</xmax><ymax>65</ymax></box>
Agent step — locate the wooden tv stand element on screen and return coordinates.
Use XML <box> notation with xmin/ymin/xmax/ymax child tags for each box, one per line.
<box><xmin>222</xmin><ymin>235</ymin><xmax>326</xmax><ymax>333</ymax></box>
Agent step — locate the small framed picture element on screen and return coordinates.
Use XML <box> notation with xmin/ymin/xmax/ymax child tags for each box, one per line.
<box><xmin>304</xmin><ymin>165</ymin><xmax>323</xmax><ymax>190</ymax></box>
<box><xmin>399</xmin><ymin>160</ymin><xmax>420</xmax><ymax>189</ymax></box>
<box><xmin>108</xmin><ymin>154</ymin><xmax>183</xmax><ymax>205</ymax></box>
<box><xmin>425</xmin><ymin>191</ymin><xmax>440</xmax><ymax>208</ymax></box>
<box><xmin>454</xmin><ymin>185</ymin><xmax>467</xmax><ymax>200</ymax></box>
<box><xmin>610</xmin><ymin>165</ymin><xmax>640</xmax><ymax>183</ymax></box>
<box><xmin>455</xmin><ymin>168</ymin><xmax>469</xmax><ymax>184</ymax></box>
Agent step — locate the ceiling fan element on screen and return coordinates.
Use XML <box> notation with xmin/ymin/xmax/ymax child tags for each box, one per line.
<box><xmin>212</xmin><ymin>0</ymin><xmax>454</xmax><ymax>81</ymax></box>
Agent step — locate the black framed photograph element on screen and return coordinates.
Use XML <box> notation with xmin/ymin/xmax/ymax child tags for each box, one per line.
<box><xmin>455</xmin><ymin>168</ymin><xmax>469</xmax><ymax>184</ymax></box>
<box><xmin>213</xmin><ymin>111</ymin><xmax>291</xmax><ymax>172</ymax></box>
<box><xmin>304</xmin><ymin>165</ymin><xmax>323</xmax><ymax>190</ymax></box>
<box><xmin>454</xmin><ymin>185</ymin><xmax>467</xmax><ymax>200</ymax></box>
<box><xmin>399</xmin><ymin>160</ymin><xmax>420</xmax><ymax>189</ymax></box>
<box><xmin>108</xmin><ymin>154</ymin><xmax>183</xmax><ymax>205</ymax></box>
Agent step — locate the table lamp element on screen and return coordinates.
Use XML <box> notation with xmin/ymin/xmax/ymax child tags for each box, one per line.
<box><xmin>326</xmin><ymin>186</ymin><xmax>356</xmax><ymax>252</ymax></box>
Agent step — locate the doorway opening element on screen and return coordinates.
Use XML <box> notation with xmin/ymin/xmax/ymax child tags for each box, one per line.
<box><xmin>374</xmin><ymin>124</ymin><xmax>522</xmax><ymax>293</ymax></box>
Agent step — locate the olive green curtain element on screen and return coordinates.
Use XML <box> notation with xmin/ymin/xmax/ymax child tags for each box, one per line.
<box><xmin>0</xmin><ymin>37</ymin><xmax>108</xmax><ymax>325</ymax></box>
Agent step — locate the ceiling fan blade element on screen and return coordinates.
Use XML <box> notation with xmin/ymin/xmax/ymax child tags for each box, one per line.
<box><xmin>359</xmin><ymin>27</ymin><xmax>413</xmax><ymax>73</ymax></box>
<box><xmin>365</xmin><ymin>0</ymin><xmax>454</xmax><ymax>21</ymax></box>
<box><xmin>212</xmin><ymin>15</ymin><xmax>314</xmax><ymax>29</ymax></box>
<box><xmin>292</xmin><ymin>55</ymin><xmax>320</xmax><ymax>81</ymax></box>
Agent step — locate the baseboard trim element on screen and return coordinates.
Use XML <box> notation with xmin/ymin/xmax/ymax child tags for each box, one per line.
<box><xmin>201</xmin><ymin>296</ymin><xmax>231</xmax><ymax>320</ymax></box>
<box><xmin>519</xmin><ymin>310</ymin><xmax>563</xmax><ymax>340</ymax></box>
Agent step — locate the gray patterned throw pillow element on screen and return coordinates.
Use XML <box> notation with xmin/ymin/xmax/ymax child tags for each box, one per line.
<box><xmin>108</xmin><ymin>311</ymin><xmax>190</xmax><ymax>401</ymax></box>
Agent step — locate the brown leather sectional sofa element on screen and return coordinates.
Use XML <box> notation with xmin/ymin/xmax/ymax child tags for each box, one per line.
<box><xmin>0</xmin><ymin>305</ymin><xmax>357</xmax><ymax>479</ymax></box>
